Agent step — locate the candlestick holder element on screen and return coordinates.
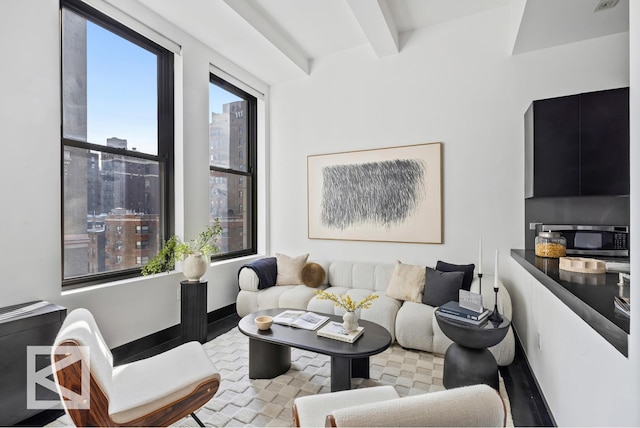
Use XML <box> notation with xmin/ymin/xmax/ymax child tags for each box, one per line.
<box><xmin>488</xmin><ymin>285</ymin><xmax>503</xmax><ymax>323</ymax></box>
<box><xmin>478</xmin><ymin>273</ymin><xmax>483</xmax><ymax>295</ymax></box>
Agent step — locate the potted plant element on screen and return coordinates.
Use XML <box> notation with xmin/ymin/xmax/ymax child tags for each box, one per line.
<box><xmin>142</xmin><ymin>220</ymin><xmax>223</xmax><ymax>281</ymax></box>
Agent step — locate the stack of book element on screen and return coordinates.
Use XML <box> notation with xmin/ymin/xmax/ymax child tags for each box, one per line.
<box><xmin>614</xmin><ymin>296</ymin><xmax>630</xmax><ymax>318</ymax></box>
<box><xmin>438</xmin><ymin>301</ymin><xmax>489</xmax><ymax>325</ymax></box>
<box><xmin>317</xmin><ymin>321</ymin><xmax>365</xmax><ymax>343</ymax></box>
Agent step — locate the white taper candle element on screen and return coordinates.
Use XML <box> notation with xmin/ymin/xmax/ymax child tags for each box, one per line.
<box><xmin>494</xmin><ymin>249</ymin><xmax>499</xmax><ymax>288</ymax></box>
<box><xmin>478</xmin><ymin>237</ymin><xmax>483</xmax><ymax>274</ymax></box>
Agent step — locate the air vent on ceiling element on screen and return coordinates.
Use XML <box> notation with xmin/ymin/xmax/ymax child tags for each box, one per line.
<box><xmin>594</xmin><ymin>0</ymin><xmax>619</xmax><ymax>12</ymax></box>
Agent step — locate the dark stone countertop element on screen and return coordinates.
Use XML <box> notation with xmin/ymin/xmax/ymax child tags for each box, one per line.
<box><xmin>511</xmin><ymin>249</ymin><xmax>629</xmax><ymax>357</ymax></box>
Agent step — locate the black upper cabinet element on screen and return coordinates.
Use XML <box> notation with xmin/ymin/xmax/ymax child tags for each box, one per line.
<box><xmin>579</xmin><ymin>88</ymin><xmax>630</xmax><ymax>196</ymax></box>
<box><xmin>525</xmin><ymin>87</ymin><xmax>629</xmax><ymax>198</ymax></box>
<box><xmin>526</xmin><ymin>95</ymin><xmax>580</xmax><ymax>197</ymax></box>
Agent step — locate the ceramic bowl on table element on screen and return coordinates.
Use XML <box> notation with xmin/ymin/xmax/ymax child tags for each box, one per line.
<box><xmin>255</xmin><ymin>315</ymin><xmax>273</xmax><ymax>330</ymax></box>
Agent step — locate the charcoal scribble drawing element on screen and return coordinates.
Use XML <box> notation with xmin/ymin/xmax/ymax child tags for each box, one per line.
<box><xmin>321</xmin><ymin>159</ymin><xmax>426</xmax><ymax>230</ymax></box>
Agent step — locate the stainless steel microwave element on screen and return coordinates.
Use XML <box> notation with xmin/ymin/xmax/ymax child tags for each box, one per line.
<box><xmin>536</xmin><ymin>224</ymin><xmax>629</xmax><ymax>257</ymax></box>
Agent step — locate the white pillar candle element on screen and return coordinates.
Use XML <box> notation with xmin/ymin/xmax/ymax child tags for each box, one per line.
<box><xmin>478</xmin><ymin>237</ymin><xmax>483</xmax><ymax>274</ymax></box>
<box><xmin>494</xmin><ymin>249</ymin><xmax>499</xmax><ymax>288</ymax></box>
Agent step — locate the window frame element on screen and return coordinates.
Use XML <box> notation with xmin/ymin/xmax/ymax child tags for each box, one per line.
<box><xmin>209</xmin><ymin>73</ymin><xmax>257</xmax><ymax>261</ymax></box>
<box><xmin>60</xmin><ymin>0</ymin><xmax>174</xmax><ymax>288</ymax></box>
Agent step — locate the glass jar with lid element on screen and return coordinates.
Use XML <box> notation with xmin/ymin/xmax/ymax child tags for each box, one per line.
<box><xmin>535</xmin><ymin>231</ymin><xmax>567</xmax><ymax>258</ymax></box>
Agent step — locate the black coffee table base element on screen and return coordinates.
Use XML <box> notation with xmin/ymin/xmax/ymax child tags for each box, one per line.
<box><xmin>443</xmin><ymin>343</ymin><xmax>499</xmax><ymax>390</ymax></box>
<box><xmin>248</xmin><ymin>338</ymin><xmax>291</xmax><ymax>379</ymax></box>
<box><xmin>331</xmin><ymin>356</ymin><xmax>370</xmax><ymax>392</ymax></box>
<box><xmin>248</xmin><ymin>337</ymin><xmax>371</xmax><ymax>392</ymax></box>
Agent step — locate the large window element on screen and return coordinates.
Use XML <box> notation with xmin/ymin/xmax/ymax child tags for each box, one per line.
<box><xmin>61</xmin><ymin>0</ymin><xmax>173</xmax><ymax>287</ymax></box>
<box><xmin>209</xmin><ymin>75</ymin><xmax>257</xmax><ymax>258</ymax></box>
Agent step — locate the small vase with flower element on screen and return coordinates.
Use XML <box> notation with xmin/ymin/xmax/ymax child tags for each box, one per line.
<box><xmin>313</xmin><ymin>290</ymin><xmax>379</xmax><ymax>332</ymax></box>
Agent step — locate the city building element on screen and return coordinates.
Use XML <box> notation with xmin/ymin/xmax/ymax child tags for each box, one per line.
<box><xmin>104</xmin><ymin>210</ymin><xmax>160</xmax><ymax>272</ymax></box>
<box><xmin>209</xmin><ymin>101</ymin><xmax>249</xmax><ymax>254</ymax></box>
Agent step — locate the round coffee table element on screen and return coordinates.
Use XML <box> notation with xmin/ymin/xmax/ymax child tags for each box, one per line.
<box><xmin>435</xmin><ymin>310</ymin><xmax>510</xmax><ymax>390</ymax></box>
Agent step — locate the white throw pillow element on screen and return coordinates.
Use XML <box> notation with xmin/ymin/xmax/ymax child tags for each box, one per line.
<box><xmin>276</xmin><ymin>253</ymin><xmax>309</xmax><ymax>285</ymax></box>
<box><xmin>385</xmin><ymin>260</ymin><xmax>425</xmax><ymax>302</ymax></box>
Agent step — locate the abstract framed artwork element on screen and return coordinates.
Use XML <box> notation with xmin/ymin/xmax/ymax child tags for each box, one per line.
<box><xmin>307</xmin><ymin>142</ymin><xmax>442</xmax><ymax>244</ymax></box>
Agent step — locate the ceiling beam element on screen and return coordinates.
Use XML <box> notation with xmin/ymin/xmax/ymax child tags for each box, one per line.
<box><xmin>222</xmin><ymin>0</ymin><xmax>310</xmax><ymax>75</ymax></box>
<box><xmin>347</xmin><ymin>0</ymin><xmax>399</xmax><ymax>57</ymax></box>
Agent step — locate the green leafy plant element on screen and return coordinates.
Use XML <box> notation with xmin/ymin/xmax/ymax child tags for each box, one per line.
<box><xmin>142</xmin><ymin>220</ymin><xmax>223</xmax><ymax>276</ymax></box>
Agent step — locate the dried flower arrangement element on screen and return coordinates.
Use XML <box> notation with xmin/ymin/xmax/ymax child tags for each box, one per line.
<box><xmin>313</xmin><ymin>290</ymin><xmax>378</xmax><ymax>312</ymax></box>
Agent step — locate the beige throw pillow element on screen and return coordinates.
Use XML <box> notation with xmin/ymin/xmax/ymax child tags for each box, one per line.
<box><xmin>385</xmin><ymin>260</ymin><xmax>425</xmax><ymax>302</ymax></box>
<box><xmin>276</xmin><ymin>253</ymin><xmax>309</xmax><ymax>285</ymax></box>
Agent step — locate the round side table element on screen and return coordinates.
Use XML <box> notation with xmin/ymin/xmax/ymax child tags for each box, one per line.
<box><xmin>435</xmin><ymin>310</ymin><xmax>510</xmax><ymax>390</ymax></box>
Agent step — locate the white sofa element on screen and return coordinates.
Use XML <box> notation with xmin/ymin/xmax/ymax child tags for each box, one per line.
<box><xmin>237</xmin><ymin>260</ymin><xmax>515</xmax><ymax>366</ymax></box>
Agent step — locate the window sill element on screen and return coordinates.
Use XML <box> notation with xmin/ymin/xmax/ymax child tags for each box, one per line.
<box><xmin>62</xmin><ymin>254</ymin><xmax>266</xmax><ymax>296</ymax></box>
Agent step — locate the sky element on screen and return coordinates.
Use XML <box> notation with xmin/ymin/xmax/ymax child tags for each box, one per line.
<box><xmin>210</xmin><ymin>85</ymin><xmax>242</xmax><ymax>119</ymax></box>
<box><xmin>86</xmin><ymin>21</ymin><xmax>157</xmax><ymax>154</ymax></box>
<box><xmin>85</xmin><ymin>20</ymin><xmax>240</xmax><ymax>155</ymax></box>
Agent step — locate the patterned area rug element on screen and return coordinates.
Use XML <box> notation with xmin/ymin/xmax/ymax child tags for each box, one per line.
<box><xmin>49</xmin><ymin>327</ymin><xmax>512</xmax><ymax>427</ymax></box>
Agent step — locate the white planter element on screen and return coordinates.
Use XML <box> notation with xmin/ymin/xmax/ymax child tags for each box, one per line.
<box><xmin>182</xmin><ymin>253</ymin><xmax>208</xmax><ymax>282</ymax></box>
<box><xmin>342</xmin><ymin>311</ymin><xmax>359</xmax><ymax>333</ymax></box>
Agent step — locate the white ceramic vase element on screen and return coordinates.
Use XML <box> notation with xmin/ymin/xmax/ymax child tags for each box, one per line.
<box><xmin>182</xmin><ymin>253</ymin><xmax>208</xmax><ymax>282</ymax></box>
<box><xmin>342</xmin><ymin>311</ymin><xmax>359</xmax><ymax>333</ymax></box>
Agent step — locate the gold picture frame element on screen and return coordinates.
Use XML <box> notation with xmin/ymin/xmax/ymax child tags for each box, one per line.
<box><xmin>307</xmin><ymin>142</ymin><xmax>442</xmax><ymax>244</ymax></box>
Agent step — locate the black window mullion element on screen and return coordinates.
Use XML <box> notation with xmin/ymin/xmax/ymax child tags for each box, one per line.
<box><xmin>157</xmin><ymin>48</ymin><xmax>174</xmax><ymax>241</ymax></box>
<box><xmin>248</xmin><ymin>90</ymin><xmax>258</xmax><ymax>253</ymax></box>
<box><xmin>209</xmin><ymin>166</ymin><xmax>252</xmax><ymax>176</ymax></box>
<box><xmin>62</xmin><ymin>138</ymin><xmax>163</xmax><ymax>163</ymax></box>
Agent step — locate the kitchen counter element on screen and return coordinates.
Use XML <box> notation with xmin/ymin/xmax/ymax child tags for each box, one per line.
<box><xmin>511</xmin><ymin>249</ymin><xmax>629</xmax><ymax>356</ymax></box>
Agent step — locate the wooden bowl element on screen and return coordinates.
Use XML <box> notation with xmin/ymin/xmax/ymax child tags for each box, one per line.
<box><xmin>255</xmin><ymin>315</ymin><xmax>273</xmax><ymax>330</ymax></box>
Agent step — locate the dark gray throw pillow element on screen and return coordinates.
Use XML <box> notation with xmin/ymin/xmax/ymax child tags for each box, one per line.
<box><xmin>435</xmin><ymin>260</ymin><xmax>475</xmax><ymax>291</ymax></box>
<box><xmin>422</xmin><ymin>267</ymin><xmax>465</xmax><ymax>307</ymax></box>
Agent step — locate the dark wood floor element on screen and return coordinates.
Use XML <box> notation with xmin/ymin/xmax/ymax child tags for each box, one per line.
<box><xmin>499</xmin><ymin>333</ymin><xmax>555</xmax><ymax>426</ymax></box>
<box><xmin>21</xmin><ymin>313</ymin><xmax>554</xmax><ymax>427</ymax></box>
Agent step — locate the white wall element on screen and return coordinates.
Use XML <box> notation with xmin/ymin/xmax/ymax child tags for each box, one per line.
<box><xmin>270</xmin><ymin>5</ymin><xmax>633</xmax><ymax>425</ymax></box>
<box><xmin>271</xmin><ymin>7</ymin><xmax>521</xmax><ymax>267</ymax></box>
<box><xmin>270</xmin><ymin>5</ymin><xmax>627</xmax><ymax>276</ymax></box>
<box><xmin>0</xmin><ymin>0</ymin><xmax>267</xmax><ymax>348</ymax></box>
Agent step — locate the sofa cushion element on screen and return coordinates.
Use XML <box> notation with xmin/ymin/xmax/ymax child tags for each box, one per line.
<box><xmin>395</xmin><ymin>301</ymin><xmax>435</xmax><ymax>352</ymax></box>
<box><xmin>327</xmin><ymin>262</ymin><xmax>394</xmax><ymax>292</ymax></box>
<box><xmin>300</xmin><ymin>262</ymin><xmax>326</xmax><ymax>288</ymax></box>
<box><xmin>278</xmin><ymin>285</ymin><xmax>320</xmax><ymax>310</ymax></box>
<box><xmin>385</xmin><ymin>261</ymin><xmax>425</xmax><ymax>302</ymax></box>
<box><xmin>435</xmin><ymin>260</ymin><xmax>475</xmax><ymax>291</ymax></box>
<box><xmin>422</xmin><ymin>267</ymin><xmax>465</xmax><ymax>307</ymax></box>
<box><xmin>276</xmin><ymin>253</ymin><xmax>309</xmax><ymax>285</ymax></box>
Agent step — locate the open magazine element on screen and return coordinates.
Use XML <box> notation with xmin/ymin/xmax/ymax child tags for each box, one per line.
<box><xmin>273</xmin><ymin>310</ymin><xmax>329</xmax><ymax>330</ymax></box>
